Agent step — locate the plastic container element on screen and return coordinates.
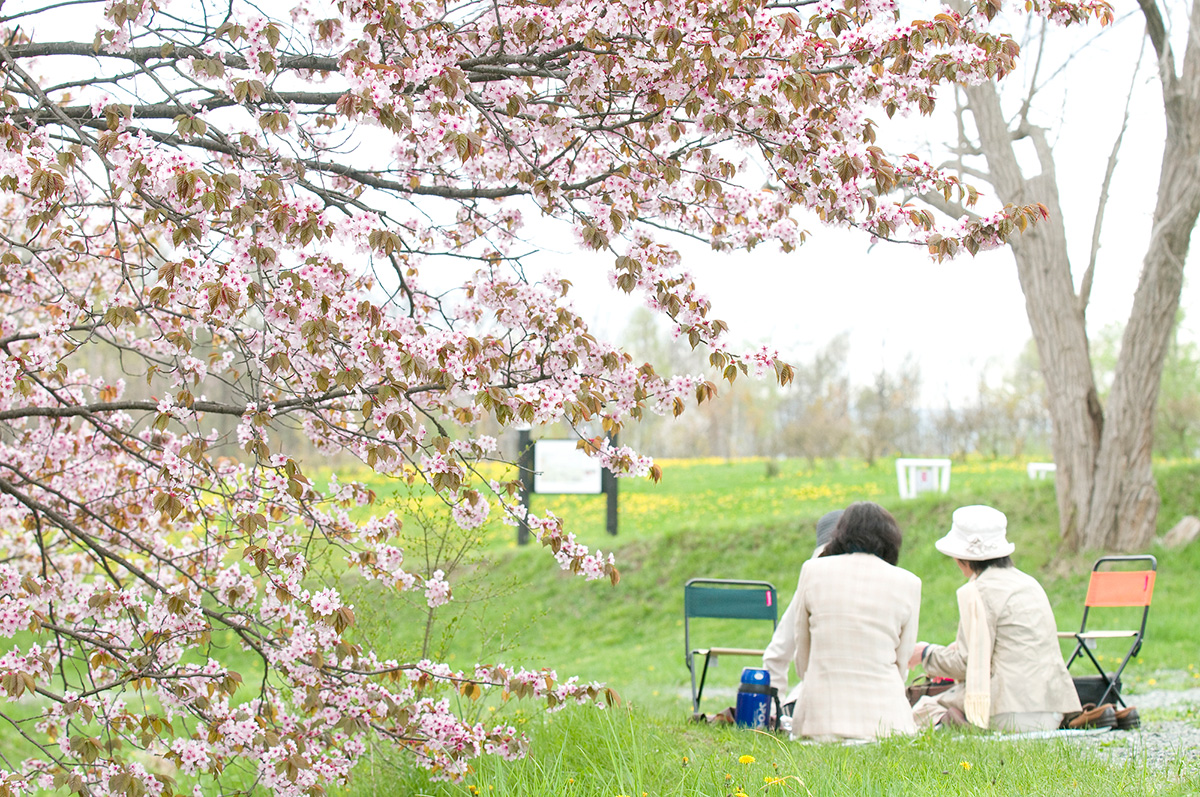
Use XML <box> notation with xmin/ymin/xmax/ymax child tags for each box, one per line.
<box><xmin>735</xmin><ymin>667</ymin><xmax>771</xmax><ymax>729</ymax></box>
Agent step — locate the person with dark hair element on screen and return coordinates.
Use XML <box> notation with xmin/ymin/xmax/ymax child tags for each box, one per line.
<box><xmin>909</xmin><ymin>505</ymin><xmax>1082</xmax><ymax>732</ymax></box>
<box><xmin>762</xmin><ymin>509</ymin><xmax>843</xmax><ymax>721</ymax></box>
<box><xmin>818</xmin><ymin>502</ymin><xmax>903</xmax><ymax>565</ymax></box>
<box><xmin>789</xmin><ymin>502</ymin><xmax>921</xmax><ymax>740</ymax></box>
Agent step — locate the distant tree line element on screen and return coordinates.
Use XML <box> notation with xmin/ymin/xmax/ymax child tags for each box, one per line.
<box><xmin>65</xmin><ymin>306</ymin><xmax>1200</xmax><ymax>468</ymax></box>
<box><xmin>616</xmin><ymin>308</ymin><xmax>1200</xmax><ymax>464</ymax></box>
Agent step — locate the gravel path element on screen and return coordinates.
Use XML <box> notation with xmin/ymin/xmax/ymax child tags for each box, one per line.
<box><xmin>694</xmin><ymin>682</ymin><xmax>1200</xmax><ymax>770</ymax></box>
<box><xmin>1060</xmin><ymin>687</ymin><xmax>1200</xmax><ymax>771</ymax></box>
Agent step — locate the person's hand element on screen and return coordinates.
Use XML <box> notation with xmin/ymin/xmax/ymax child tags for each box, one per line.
<box><xmin>908</xmin><ymin>642</ymin><xmax>928</xmax><ymax>671</ymax></box>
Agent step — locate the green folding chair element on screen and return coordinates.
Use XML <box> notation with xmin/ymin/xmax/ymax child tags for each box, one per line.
<box><xmin>684</xmin><ymin>578</ymin><xmax>778</xmax><ymax>713</ymax></box>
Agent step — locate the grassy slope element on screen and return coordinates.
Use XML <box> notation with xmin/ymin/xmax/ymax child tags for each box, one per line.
<box><xmin>355</xmin><ymin>458</ymin><xmax>1200</xmax><ymax>713</ymax></box>
<box><xmin>341</xmin><ymin>458</ymin><xmax>1200</xmax><ymax>795</ymax></box>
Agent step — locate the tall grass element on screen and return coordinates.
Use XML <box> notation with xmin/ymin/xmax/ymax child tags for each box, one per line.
<box><xmin>347</xmin><ymin>703</ymin><xmax>1200</xmax><ymax>796</ymax></box>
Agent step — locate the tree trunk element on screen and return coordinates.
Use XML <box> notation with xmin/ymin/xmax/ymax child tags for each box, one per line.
<box><xmin>963</xmin><ymin>82</ymin><xmax>1105</xmax><ymax>549</ymax></box>
<box><xmin>1086</xmin><ymin>16</ymin><xmax>1200</xmax><ymax>547</ymax></box>
<box><xmin>961</xmin><ymin>0</ymin><xmax>1200</xmax><ymax>552</ymax></box>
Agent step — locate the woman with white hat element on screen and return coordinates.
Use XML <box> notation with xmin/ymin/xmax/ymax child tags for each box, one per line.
<box><xmin>909</xmin><ymin>505</ymin><xmax>1081</xmax><ymax>732</ymax></box>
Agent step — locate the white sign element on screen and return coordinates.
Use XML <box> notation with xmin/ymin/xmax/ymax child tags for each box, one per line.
<box><xmin>533</xmin><ymin>440</ymin><xmax>603</xmax><ymax>494</ymax></box>
<box><xmin>895</xmin><ymin>458</ymin><xmax>952</xmax><ymax>499</ymax></box>
<box><xmin>1027</xmin><ymin>462</ymin><xmax>1057</xmax><ymax>480</ymax></box>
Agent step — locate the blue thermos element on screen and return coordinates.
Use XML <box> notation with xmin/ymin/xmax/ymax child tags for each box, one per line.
<box><xmin>735</xmin><ymin>667</ymin><xmax>771</xmax><ymax>729</ymax></box>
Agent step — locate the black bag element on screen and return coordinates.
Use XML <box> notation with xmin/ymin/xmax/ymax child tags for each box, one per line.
<box><xmin>1073</xmin><ymin>674</ymin><xmax>1122</xmax><ymax>706</ymax></box>
<box><xmin>906</xmin><ymin>676</ymin><xmax>955</xmax><ymax>707</ymax></box>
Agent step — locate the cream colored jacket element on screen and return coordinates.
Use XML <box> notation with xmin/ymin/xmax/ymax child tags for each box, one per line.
<box><xmin>762</xmin><ymin>545</ymin><xmax>825</xmax><ymax>706</ymax></box>
<box><xmin>923</xmin><ymin>566</ymin><xmax>1081</xmax><ymax>717</ymax></box>
<box><xmin>791</xmin><ymin>553</ymin><xmax>921</xmax><ymax>740</ymax></box>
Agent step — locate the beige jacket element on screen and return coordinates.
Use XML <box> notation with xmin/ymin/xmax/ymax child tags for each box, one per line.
<box><xmin>762</xmin><ymin>545</ymin><xmax>826</xmax><ymax>706</ymax></box>
<box><xmin>792</xmin><ymin>553</ymin><xmax>921</xmax><ymax>740</ymax></box>
<box><xmin>923</xmin><ymin>566</ymin><xmax>1081</xmax><ymax>717</ymax></box>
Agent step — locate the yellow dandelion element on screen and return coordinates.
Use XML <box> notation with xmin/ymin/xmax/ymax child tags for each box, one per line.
<box><xmin>1148</xmin><ymin>678</ymin><xmax>1158</xmax><ymax>686</ymax></box>
<box><xmin>681</xmin><ymin>757</ymin><xmax>689</xmax><ymax>766</ymax></box>
<box><xmin>959</xmin><ymin>761</ymin><xmax>972</xmax><ymax>771</ymax></box>
<box><xmin>738</xmin><ymin>755</ymin><xmax>756</xmax><ymax>765</ymax></box>
<box><xmin>766</xmin><ymin>775</ymin><xmax>805</xmax><ymax>788</ymax></box>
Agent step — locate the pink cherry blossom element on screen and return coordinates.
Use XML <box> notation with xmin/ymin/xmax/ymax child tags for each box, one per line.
<box><xmin>0</xmin><ymin>0</ymin><xmax>1109</xmax><ymax>791</ymax></box>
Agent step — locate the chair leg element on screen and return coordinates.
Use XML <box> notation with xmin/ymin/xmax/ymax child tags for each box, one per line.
<box><xmin>1065</xmin><ymin>639</ymin><xmax>1083</xmax><ymax>669</ymax></box>
<box><xmin>1076</xmin><ymin>637</ymin><xmax>1127</xmax><ymax>708</ymax></box>
<box><xmin>695</xmin><ymin>653</ymin><xmax>713</xmax><ymax>711</ymax></box>
<box><xmin>689</xmin><ymin>655</ymin><xmax>699</xmax><ymax>713</ymax></box>
<box><xmin>1103</xmin><ymin>636</ymin><xmax>1144</xmax><ymax>709</ymax></box>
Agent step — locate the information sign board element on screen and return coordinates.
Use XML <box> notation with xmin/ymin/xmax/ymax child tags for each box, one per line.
<box><xmin>533</xmin><ymin>440</ymin><xmax>603</xmax><ymax>494</ymax></box>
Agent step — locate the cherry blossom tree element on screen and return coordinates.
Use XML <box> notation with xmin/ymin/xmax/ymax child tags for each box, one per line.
<box><xmin>0</xmin><ymin>0</ymin><xmax>1107</xmax><ymax>793</ymax></box>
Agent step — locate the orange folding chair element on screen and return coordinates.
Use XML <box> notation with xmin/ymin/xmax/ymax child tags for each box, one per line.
<box><xmin>1058</xmin><ymin>555</ymin><xmax>1156</xmax><ymax>707</ymax></box>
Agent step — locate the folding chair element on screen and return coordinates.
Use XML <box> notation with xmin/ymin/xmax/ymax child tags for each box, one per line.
<box><xmin>1058</xmin><ymin>555</ymin><xmax>1156</xmax><ymax>708</ymax></box>
<box><xmin>683</xmin><ymin>578</ymin><xmax>777</xmax><ymax>713</ymax></box>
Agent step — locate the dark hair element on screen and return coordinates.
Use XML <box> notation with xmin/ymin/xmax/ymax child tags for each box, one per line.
<box><xmin>819</xmin><ymin>501</ymin><xmax>902</xmax><ymax>566</ymax></box>
<box><xmin>966</xmin><ymin>555</ymin><xmax>1013</xmax><ymax>574</ymax></box>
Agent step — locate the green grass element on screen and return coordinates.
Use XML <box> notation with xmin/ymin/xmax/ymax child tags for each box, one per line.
<box><xmin>332</xmin><ymin>457</ymin><xmax>1200</xmax><ymax>795</ymax></box>
<box><xmin>7</xmin><ymin>456</ymin><xmax>1195</xmax><ymax>793</ymax></box>
<box><xmin>348</xmin><ymin>458</ymin><xmax>1200</xmax><ymax>705</ymax></box>
<box><xmin>347</xmin><ymin>703</ymin><xmax>1200</xmax><ymax>797</ymax></box>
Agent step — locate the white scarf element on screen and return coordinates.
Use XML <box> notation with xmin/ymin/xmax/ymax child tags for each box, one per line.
<box><xmin>957</xmin><ymin>579</ymin><xmax>991</xmax><ymax>729</ymax></box>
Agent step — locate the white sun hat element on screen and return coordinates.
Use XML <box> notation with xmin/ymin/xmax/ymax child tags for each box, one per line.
<box><xmin>934</xmin><ymin>505</ymin><xmax>1016</xmax><ymax>561</ymax></box>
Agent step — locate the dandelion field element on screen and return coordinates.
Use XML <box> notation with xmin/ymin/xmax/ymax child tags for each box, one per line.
<box><xmin>332</xmin><ymin>456</ymin><xmax>1200</xmax><ymax>796</ymax></box>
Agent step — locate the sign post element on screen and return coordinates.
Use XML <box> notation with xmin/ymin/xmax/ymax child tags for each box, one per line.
<box><xmin>517</xmin><ymin>428</ymin><xmax>533</xmax><ymax>545</ymax></box>
<box><xmin>603</xmin><ymin>434</ymin><xmax>618</xmax><ymax>536</ymax></box>
<box><xmin>515</xmin><ymin>433</ymin><xmax>617</xmax><ymax>544</ymax></box>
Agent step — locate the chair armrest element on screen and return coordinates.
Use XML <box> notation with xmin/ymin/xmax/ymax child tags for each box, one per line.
<box><xmin>692</xmin><ymin>647</ymin><xmax>766</xmax><ymax>657</ymax></box>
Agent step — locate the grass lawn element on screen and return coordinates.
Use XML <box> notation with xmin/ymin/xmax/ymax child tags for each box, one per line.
<box><xmin>332</xmin><ymin>456</ymin><xmax>1200</xmax><ymax>795</ymax></box>
<box><xmin>350</xmin><ymin>707</ymin><xmax>1197</xmax><ymax>796</ymax></box>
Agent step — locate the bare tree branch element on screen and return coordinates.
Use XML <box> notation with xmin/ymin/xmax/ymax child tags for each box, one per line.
<box><xmin>1137</xmin><ymin>0</ymin><xmax>1178</xmax><ymax>91</ymax></box>
<box><xmin>917</xmin><ymin>190</ymin><xmax>978</xmax><ymax>224</ymax></box>
<box><xmin>1079</xmin><ymin>34</ymin><xmax>1146</xmax><ymax>315</ymax></box>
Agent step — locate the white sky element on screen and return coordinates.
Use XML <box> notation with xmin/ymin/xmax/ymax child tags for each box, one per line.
<box><xmin>19</xmin><ymin>1</ymin><xmax>1193</xmax><ymax>406</ymax></box>
<box><xmin>538</xmin><ymin>8</ymin><xmax>1197</xmax><ymax>405</ymax></box>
